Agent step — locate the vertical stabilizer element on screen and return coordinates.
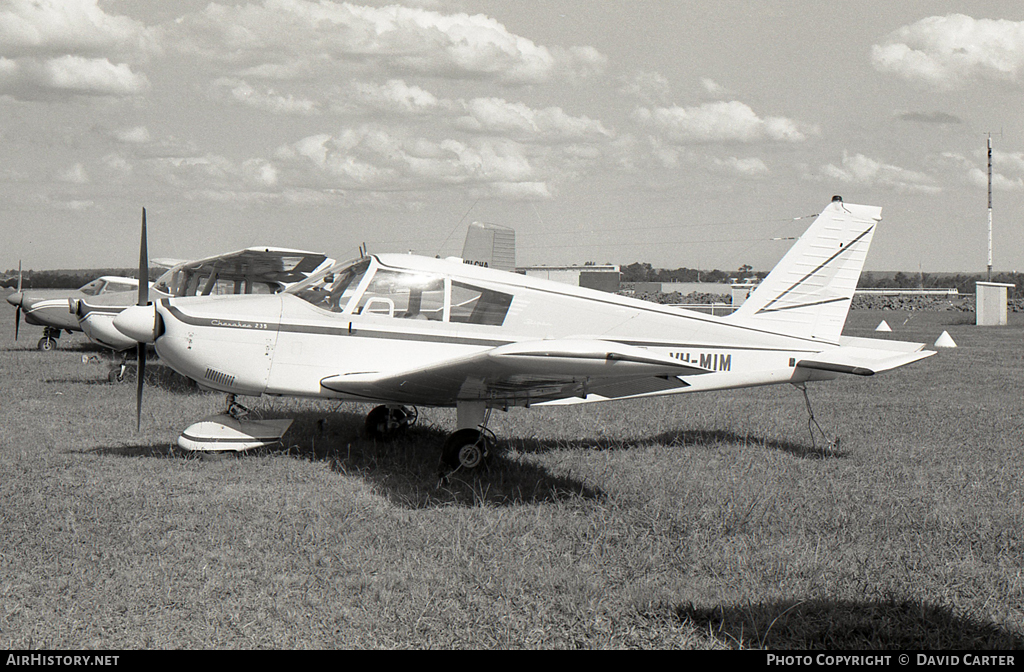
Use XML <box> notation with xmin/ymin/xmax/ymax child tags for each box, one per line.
<box><xmin>461</xmin><ymin>222</ymin><xmax>516</xmax><ymax>272</ymax></box>
<box><xmin>725</xmin><ymin>197</ymin><xmax>880</xmax><ymax>343</ymax></box>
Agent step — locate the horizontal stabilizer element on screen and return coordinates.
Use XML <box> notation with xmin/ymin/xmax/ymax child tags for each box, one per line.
<box><xmin>796</xmin><ymin>336</ymin><xmax>935</xmax><ymax>376</ymax></box>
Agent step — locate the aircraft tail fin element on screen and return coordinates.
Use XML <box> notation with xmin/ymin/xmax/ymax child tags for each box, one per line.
<box><xmin>725</xmin><ymin>197</ymin><xmax>880</xmax><ymax>343</ymax></box>
<box><xmin>461</xmin><ymin>222</ymin><xmax>516</xmax><ymax>272</ymax></box>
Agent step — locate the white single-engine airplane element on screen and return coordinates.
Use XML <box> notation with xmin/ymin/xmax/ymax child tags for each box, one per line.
<box><xmin>73</xmin><ymin>245</ymin><xmax>333</xmax><ymax>353</ymax></box>
<box><xmin>6</xmin><ymin>267</ymin><xmax>141</xmax><ymax>350</ymax></box>
<box><xmin>114</xmin><ymin>197</ymin><xmax>934</xmax><ymax>470</ymax></box>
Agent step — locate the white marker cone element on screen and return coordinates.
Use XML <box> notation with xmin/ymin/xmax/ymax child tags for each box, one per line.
<box><xmin>934</xmin><ymin>331</ymin><xmax>957</xmax><ymax>348</ymax></box>
<box><xmin>875</xmin><ymin>320</ymin><xmax>891</xmax><ymax>332</ymax></box>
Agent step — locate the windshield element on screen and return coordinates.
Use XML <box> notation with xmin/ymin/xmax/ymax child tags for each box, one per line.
<box><xmin>287</xmin><ymin>258</ymin><xmax>371</xmax><ymax>313</ymax></box>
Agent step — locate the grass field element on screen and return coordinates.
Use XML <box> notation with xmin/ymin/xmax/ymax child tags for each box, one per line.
<box><xmin>1</xmin><ymin>304</ymin><xmax>1022</xmax><ymax>649</ymax></box>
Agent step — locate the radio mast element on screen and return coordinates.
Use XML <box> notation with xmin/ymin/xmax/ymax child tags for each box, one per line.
<box><xmin>987</xmin><ymin>133</ymin><xmax>993</xmax><ymax>281</ymax></box>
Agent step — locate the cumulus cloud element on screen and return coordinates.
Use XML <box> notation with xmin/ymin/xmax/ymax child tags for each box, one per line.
<box><xmin>0</xmin><ymin>55</ymin><xmax>148</xmax><ymax>98</ymax></box>
<box><xmin>170</xmin><ymin>0</ymin><xmax>605</xmax><ymax>85</ymax></box>
<box><xmin>212</xmin><ymin>78</ymin><xmax>320</xmax><ymax>115</ymax></box>
<box><xmin>454</xmin><ymin>97</ymin><xmax>611</xmax><ymax>142</ymax></box>
<box><xmin>343</xmin><ymin>79</ymin><xmax>444</xmax><ymax>116</ymax></box>
<box><xmin>872</xmin><ymin>14</ymin><xmax>1024</xmax><ymax>89</ymax></box>
<box><xmin>268</xmin><ymin>124</ymin><xmax>559</xmax><ymax>199</ymax></box>
<box><xmin>0</xmin><ymin>1</ymin><xmax>152</xmax><ymax>99</ymax></box>
<box><xmin>632</xmin><ymin>101</ymin><xmax>815</xmax><ymax>144</ymax></box>
<box><xmin>940</xmin><ymin>150</ymin><xmax>1024</xmax><ymax>192</ymax></box>
<box><xmin>967</xmin><ymin>167</ymin><xmax>1024</xmax><ymax>191</ymax></box>
<box><xmin>0</xmin><ymin>0</ymin><xmax>154</xmax><ymax>57</ymax></box>
<box><xmin>819</xmin><ymin>152</ymin><xmax>941</xmax><ymax>194</ymax></box>
<box><xmin>700</xmin><ymin>78</ymin><xmax>728</xmax><ymax>97</ymax></box>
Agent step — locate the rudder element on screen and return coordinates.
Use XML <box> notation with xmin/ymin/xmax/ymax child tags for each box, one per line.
<box><xmin>726</xmin><ymin>196</ymin><xmax>880</xmax><ymax>343</ymax></box>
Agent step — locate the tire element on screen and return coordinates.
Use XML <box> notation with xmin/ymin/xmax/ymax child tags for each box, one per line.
<box><xmin>364</xmin><ymin>405</ymin><xmax>407</xmax><ymax>441</ymax></box>
<box><xmin>441</xmin><ymin>428</ymin><xmax>490</xmax><ymax>471</ymax></box>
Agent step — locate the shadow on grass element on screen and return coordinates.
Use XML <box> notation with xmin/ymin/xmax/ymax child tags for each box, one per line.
<box><xmin>507</xmin><ymin>427</ymin><xmax>842</xmax><ymax>460</ymax></box>
<box><xmin>80</xmin><ymin>442</ymin><xmax>181</xmax><ymax>459</ymax></box>
<box><xmin>45</xmin><ymin>362</ymin><xmax>201</xmax><ymax>393</ymax></box>
<box><xmin>88</xmin><ymin>408</ymin><xmax>605</xmax><ymax>507</ymax></box>
<box><xmin>674</xmin><ymin>598</ymin><xmax>1023</xmax><ymax>649</ymax></box>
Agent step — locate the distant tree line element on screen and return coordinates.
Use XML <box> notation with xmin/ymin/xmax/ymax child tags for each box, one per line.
<box><xmin>0</xmin><ymin>268</ymin><xmax>155</xmax><ymax>290</ymax></box>
<box><xmin>619</xmin><ymin>262</ymin><xmax>765</xmax><ymax>284</ymax></box>
<box><xmin>857</xmin><ymin>271</ymin><xmax>1024</xmax><ymax>298</ymax></box>
<box><xmin>619</xmin><ymin>263</ymin><xmax>1024</xmax><ymax>299</ymax></box>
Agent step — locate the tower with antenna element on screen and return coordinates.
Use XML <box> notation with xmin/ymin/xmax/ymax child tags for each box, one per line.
<box><xmin>987</xmin><ymin>132</ymin><xmax>993</xmax><ymax>281</ymax></box>
<box><xmin>976</xmin><ymin>131</ymin><xmax>1012</xmax><ymax>326</ymax></box>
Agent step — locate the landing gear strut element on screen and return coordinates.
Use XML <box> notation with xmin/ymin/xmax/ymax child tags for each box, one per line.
<box><xmin>108</xmin><ymin>351</ymin><xmax>131</xmax><ymax>383</ymax></box>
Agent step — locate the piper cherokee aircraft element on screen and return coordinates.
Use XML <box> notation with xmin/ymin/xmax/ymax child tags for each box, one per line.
<box><xmin>74</xmin><ymin>214</ymin><xmax>511</xmax><ymax>359</ymax></box>
<box><xmin>114</xmin><ymin>196</ymin><xmax>934</xmax><ymax>471</ymax></box>
<box><xmin>7</xmin><ymin>270</ymin><xmax>141</xmax><ymax>350</ymax></box>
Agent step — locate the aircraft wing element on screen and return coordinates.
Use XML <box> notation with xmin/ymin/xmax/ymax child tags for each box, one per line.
<box><xmin>173</xmin><ymin>247</ymin><xmax>331</xmax><ymax>285</ymax></box>
<box><xmin>796</xmin><ymin>336</ymin><xmax>935</xmax><ymax>376</ymax></box>
<box><xmin>320</xmin><ymin>338</ymin><xmax>711</xmax><ymax>405</ymax></box>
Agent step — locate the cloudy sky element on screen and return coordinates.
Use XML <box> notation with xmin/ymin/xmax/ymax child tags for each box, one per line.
<box><xmin>2</xmin><ymin>0</ymin><xmax>1022</xmax><ymax>274</ymax></box>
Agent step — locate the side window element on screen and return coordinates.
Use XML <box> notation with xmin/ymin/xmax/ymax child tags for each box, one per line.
<box><xmin>355</xmin><ymin>270</ymin><xmax>444</xmax><ymax>320</ymax></box>
<box><xmin>103</xmin><ymin>281</ymin><xmax>137</xmax><ymax>294</ymax></box>
<box><xmin>449</xmin><ymin>282</ymin><xmax>513</xmax><ymax>326</ymax></box>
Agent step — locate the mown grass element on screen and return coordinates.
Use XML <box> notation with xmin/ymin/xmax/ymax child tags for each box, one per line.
<box><xmin>0</xmin><ymin>307</ymin><xmax>1022</xmax><ymax>649</ymax></box>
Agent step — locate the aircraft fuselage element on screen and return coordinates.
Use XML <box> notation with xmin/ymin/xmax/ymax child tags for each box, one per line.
<box><xmin>147</xmin><ymin>254</ymin><xmax>836</xmax><ymax>407</ymax></box>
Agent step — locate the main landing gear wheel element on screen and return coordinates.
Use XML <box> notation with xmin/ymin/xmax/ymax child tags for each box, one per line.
<box><xmin>364</xmin><ymin>405</ymin><xmax>418</xmax><ymax>441</ymax></box>
<box><xmin>441</xmin><ymin>428</ymin><xmax>491</xmax><ymax>472</ymax></box>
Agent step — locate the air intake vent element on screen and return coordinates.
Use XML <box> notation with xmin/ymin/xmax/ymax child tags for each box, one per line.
<box><xmin>204</xmin><ymin>368</ymin><xmax>235</xmax><ymax>388</ymax></box>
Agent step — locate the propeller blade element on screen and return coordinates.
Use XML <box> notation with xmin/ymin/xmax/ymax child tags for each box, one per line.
<box><xmin>138</xmin><ymin>208</ymin><xmax>149</xmax><ymax>307</ymax></box>
<box><xmin>135</xmin><ymin>209</ymin><xmax>148</xmax><ymax>431</ymax></box>
<box><xmin>14</xmin><ymin>260</ymin><xmax>21</xmax><ymax>341</ymax></box>
<box><xmin>136</xmin><ymin>342</ymin><xmax>145</xmax><ymax>431</ymax></box>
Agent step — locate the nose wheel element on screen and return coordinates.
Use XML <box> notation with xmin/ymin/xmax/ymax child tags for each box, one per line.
<box><xmin>38</xmin><ymin>327</ymin><xmax>61</xmax><ymax>351</ymax></box>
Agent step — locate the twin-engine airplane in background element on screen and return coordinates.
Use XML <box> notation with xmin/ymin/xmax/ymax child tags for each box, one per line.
<box><xmin>6</xmin><ymin>268</ymin><xmax>141</xmax><ymax>350</ymax></box>
<box><xmin>73</xmin><ymin>245</ymin><xmax>333</xmax><ymax>352</ymax></box>
<box><xmin>114</xmin><ymin>197</ymin><xmax>934</xmax><ymax>472</ymax></box>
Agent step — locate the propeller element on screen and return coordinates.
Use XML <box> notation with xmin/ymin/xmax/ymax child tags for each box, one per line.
<box><xmin>136</xmin><ymin>208</ymin><xmax>148</xmax><ymax>431</ymax></box>
<box><xmin>14</xmin><ymin>260</ymin><xmax>21</xmax><ymax>341</ymax></box>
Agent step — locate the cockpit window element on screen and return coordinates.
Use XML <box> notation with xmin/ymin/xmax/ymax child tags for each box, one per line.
<box><xmin>78</xmin><ymin>279</ymin><xmax>104</xmax><ymax>296</ymax></box>
<box><xmin>151</xmin><ymin>269</ymin><xmax>280</xmax><ymax>297</ymax></box>
<box><xmin>289</xmin><ymin>258</ymin><xmax>371</xmax><ymax>313</ymax></box>
<box><xmin>354</xmin><ymin>270</ymin><xmax>445</xmax><ymax>320</ymax></box>
<box><xmin>103</xmin><ymin>281</ymin><xmax>138</xmax><ymax>294</ymax></box>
